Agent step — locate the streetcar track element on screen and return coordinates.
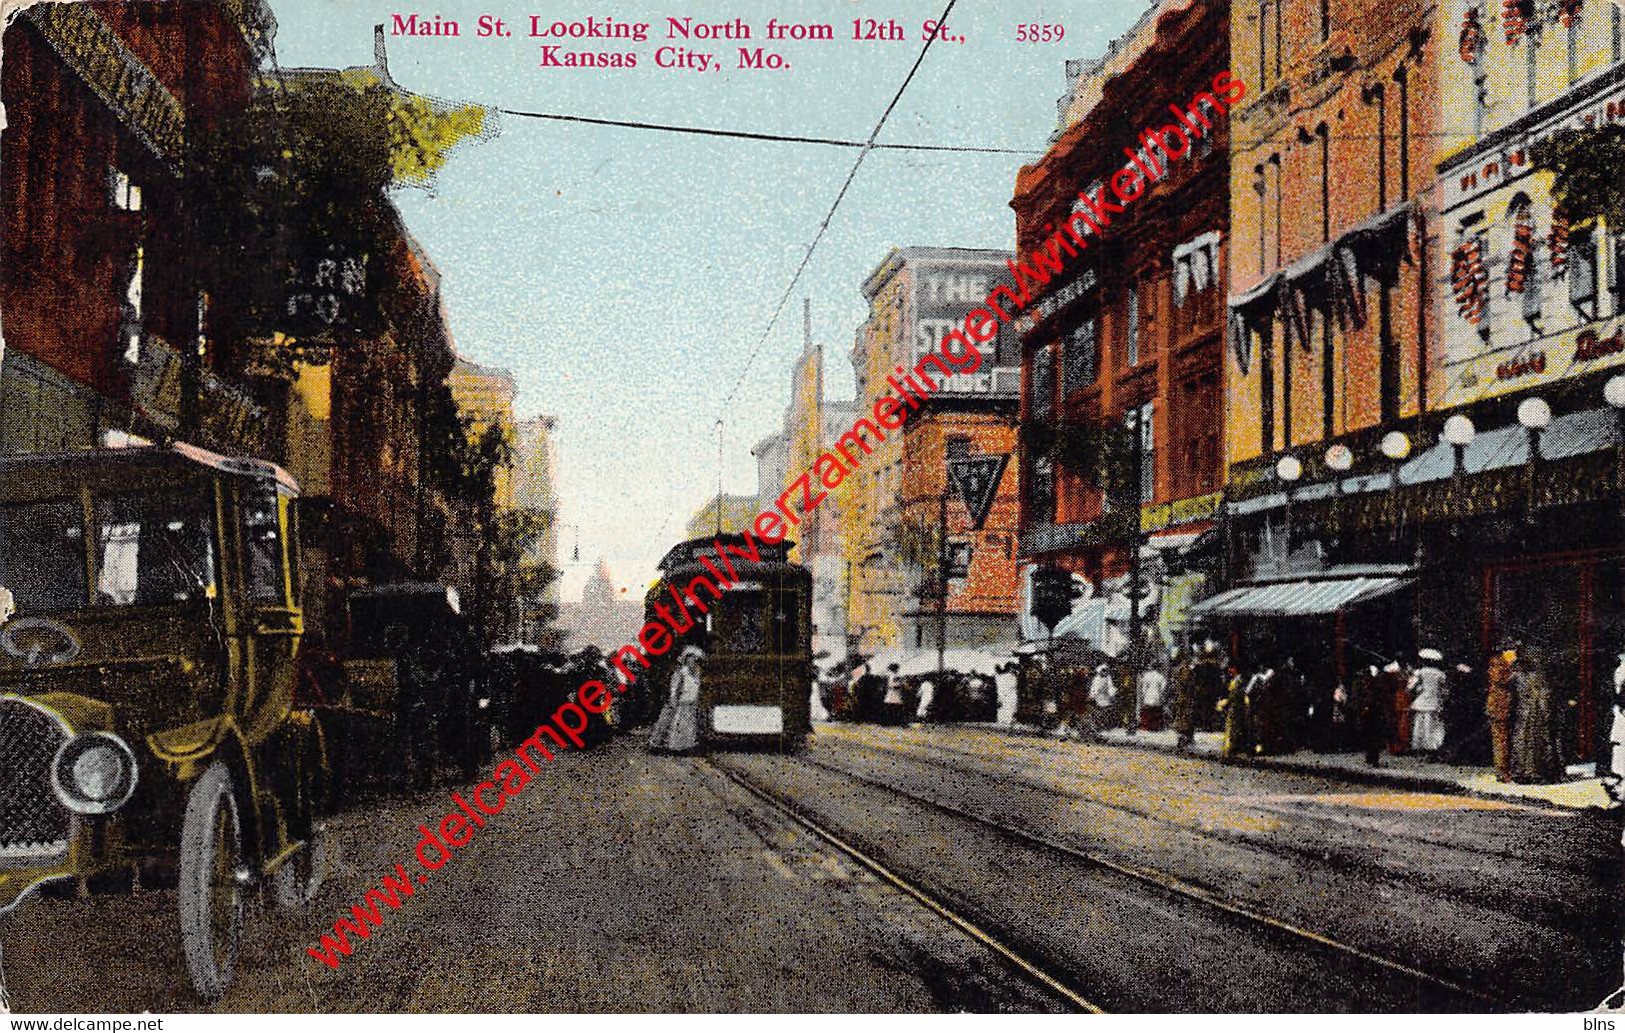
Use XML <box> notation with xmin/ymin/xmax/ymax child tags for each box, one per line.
<box><xmin>827</xmin><ymin>729</ymin><xmax>1612</xmax><ymax>923</ymax></box>
<box><xmin>750</xmin><ymin>749</ymin><xmax>1505</xmax><ymax>1010</ymax></box>
<box><xmin>700</xmin><ymin>756</ymin><xmax>1106</xmax><ymax>1015</ymax></box>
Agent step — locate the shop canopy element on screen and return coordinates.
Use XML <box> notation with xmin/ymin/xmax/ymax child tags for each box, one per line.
<box><xmin>1188</xmin><ymin>574</ymin><xmax>1412</xmax><ymax>619</ymax></box>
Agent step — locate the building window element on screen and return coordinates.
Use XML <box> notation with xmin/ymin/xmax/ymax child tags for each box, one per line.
<box><xmin>1126</xmin><ymin>284</ymin><xmax>1140</xmax><ymax>366</ymax></box>
<box><xmin>1028</xmin><ymin>455</ymin><xmax>1055</xmax><ymax>525</ymax></box>
<box><xmin>1136</xmin><ymin>401</ymin><xmax>1155</xmax><ymax>504</ymax></box>
<box><xmin>945</xmin><ymin>434</ymin><xmax>971</xmax><ymax>460</ymax></box>
<box><xmin>109</xmin><ymin>167</ymin><xmax>142</xmax><ymax>212</ymax></box>
<box><xmin>122</xmin><ymin>244</ymin><xmax>144</xmax><ymax>364</ymax></box>
<box><xmin>1030</xmin><ymin>342</ymin><xmax>1056</xmax><ymax>422</ymax></box>
<box><xmin>1061</xmin><ymin>316</ymin><xmax>1098</xmax><ymax>395</ymax></box>
<box><xmin>1570</xmin><ymin>227</ymin><xmax>1600</xmax><ymax>319</ymax></box>
<box><xmin>1613</xmin><ymin>232</ymin><xmax>1625</xmax><ymax>315</ymax></box>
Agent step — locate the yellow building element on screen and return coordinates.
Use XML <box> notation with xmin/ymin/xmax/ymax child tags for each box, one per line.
<box><xmin>1435</xmin><ymin>0</ymin><xmax>1623</xmax><ymax>406</ymax></box>
<box><xmin>447</xmin><ymin>356</ymin><xmax>518</xmax><ymax>506</ymax></box>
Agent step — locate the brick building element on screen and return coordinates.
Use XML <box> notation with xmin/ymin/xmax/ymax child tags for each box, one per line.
<box><xmin>1</xmin><ymin>0</ymin><xmax>276</xmax><ymax>455</ymax></box>
<box><xmin>1012</xmin><ymin>0</ymin><xmax>1231</xmax><ymax>654</ymax></box>
<box><xmin>842</xmin><ymin>247</ymin><xmax>1024</xmax><ymax>656</ymax></box>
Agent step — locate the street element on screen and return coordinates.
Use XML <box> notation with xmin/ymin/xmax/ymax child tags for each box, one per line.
<box><xmin>2</xmin><ymin>724</ymin><xmax>1615</xmax><ymax>1013</ymax></box>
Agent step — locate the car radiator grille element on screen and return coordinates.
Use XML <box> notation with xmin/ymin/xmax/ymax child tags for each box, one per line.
<box><xmin>0</xmin><ymin>697</ymin><xmax>71</xmax><ymax>858</ymax></box>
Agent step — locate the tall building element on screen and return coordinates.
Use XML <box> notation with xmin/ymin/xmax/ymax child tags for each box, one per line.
<box><xmin>447</xmin><ymin>355</ymin><xmax>518</xmax><ymax>506</ymax></box>
<box><xmin>842</xmin><ymin>247</ymin><xmax>1024</xmax><ymax>656</ymax></box>
<box><xmin>558</xmin><ymin>558</ymin><xmax>643</xmax><ymax>654</ymax></box>
<box><xmin>513</xmin><ymin>414</ymin><xmax>561</xmax><ymax>609</ymax></box>
<box><xmin>1396</xmin><ymin>0</ymin><xmax>1624</xmax><ymax>768</ymax></box>
<box><xmin>1</xmin><ymin>0</ymin><xmax>276</xmax><ymax>456</ymax></box>
<box><xmin>1204</xmin><ymin>0</ymin><xmax>1451</xmax><ymax>746</ymax></box>
<box><xmin>1012</xmin><ymin>0</ymin><xmax>1231</xmax><ymax>656</ymax></box>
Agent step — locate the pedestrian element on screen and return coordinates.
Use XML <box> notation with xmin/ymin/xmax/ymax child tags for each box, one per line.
<box><xmin>882</xmin><ymin>664</ymin><xmax>907</xmax><ymax>726</ymax></box>
<box><xmin>1356</xmin><ymin>664</ymin><xmax>1394</xmax><ymax>766</ymax></box>
<box><xmin>1607</xmin><ymin>651</ymin><xmax>1625</xmax><ymax>803</ymax></box>
<box><xmin>1248</xmin><ymin>665</ymin><xmax>1280</xmax><ymax>755</ymax></box>
<box><xmin>1088</xmin><ymin>661</ymin><xmax>1119</xmax><ymax>733</ymax></box>
<box><xmin>1192</xmin><ymin>640</ymin><xmax>1226</xmax><ymax>734</ymax></box>
<box><xmin>1389</xmin><ymin>660</ymin><xmax>1413</xmax><ymax>755</ymax></box>
<box><xmin>1170</xmin><ymin>644</ymin><xmax>1198</xmax><ymax>749</ymax></box>
<box><xmin>1219</xmin><ymin>665</ymin><xmax>1252</xmax><ymax>759</ymax></box>
<box><xmin>1512</xmin><ymin>646</ymin><xmax>1563</xmax><ymax>784</ymax></box>
<box><xmin>1486</xmin><ymin>644</ymin><xmax>1518</xmax><ymax>781</ymax></box>
<box><xmin>649</xmin><ymin>645</ymin><xmax>703</xmax><ymax>753</ymax></box>
<box><xmin>915</xmin><ymin>678</ymin><xmax>935</xmax><ymax>722</ymax></box>
<box><xmin>1139</xmin><ymin>656</ymin><xmax>1168</xmax><ymax>732</ymax></box>
<box><xmin>995</xmin><ymin>663</ymin><xmax>1019</xmax><ymax>726</ymax></box>
<box><xmin>1409</xmin><ymin>648</ymin><xmax>1449</xmax><ymax>754</ymax></box>
<box><xmin>1443</xmin><ymin>659</ymin><xmax>1487</xmax><ymax>764</ymax></box>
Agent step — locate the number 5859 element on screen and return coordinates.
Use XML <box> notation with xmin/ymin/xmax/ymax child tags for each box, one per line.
<box><xmin>1015</xmin><ymin>23</ymin><xmax>1064</xmax><ymax>41</ymax></box>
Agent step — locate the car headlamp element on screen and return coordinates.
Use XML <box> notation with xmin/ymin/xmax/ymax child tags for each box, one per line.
<box><xmin>51</xmin><ymin>732</ymin><xmax>139</xmax><ymax>815</ymax></box>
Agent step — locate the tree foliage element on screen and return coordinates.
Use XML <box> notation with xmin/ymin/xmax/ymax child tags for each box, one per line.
<box><xmin>1532</xmin><ymin>124</ymin><xmax>1625</xmax><ymax>227</ymax></box>
<box><xmin>186</xmin><ymin>69</ymin><xmax>493</xmax><ymax>351</ymax></box>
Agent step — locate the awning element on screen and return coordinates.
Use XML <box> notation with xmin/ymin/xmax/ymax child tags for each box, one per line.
<box><xmin>1188</xmin><ymin>575</ymin><xmax>1412</xmax><ymax>619</ymax></box>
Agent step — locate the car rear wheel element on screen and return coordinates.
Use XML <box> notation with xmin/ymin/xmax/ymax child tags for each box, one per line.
<box><xmin>178</xmin><ymin>762</ymin><xmax>243</xmax><ymax>1002</ymax></box>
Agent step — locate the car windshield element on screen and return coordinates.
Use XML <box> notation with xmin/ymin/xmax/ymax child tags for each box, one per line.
<box><xmin>93</xmin><ymin>492</ymin><xmax>216</xmax><ymax>607</ymax></box>
<box><xmin>0</xmin><ymin>500</ymin><xmax>88</xmax><ymax>614</ymax></box>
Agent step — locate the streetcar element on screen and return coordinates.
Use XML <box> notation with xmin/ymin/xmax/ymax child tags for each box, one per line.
<box><xmin>644</xmin><ymin>535</ymin><xmax>813</xmax><ymax>748</ymax></box>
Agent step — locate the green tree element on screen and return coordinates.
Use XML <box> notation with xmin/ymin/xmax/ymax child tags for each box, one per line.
<box><xmin>187</xmin><ymin>69</ymin><xmax>494</xmax><ymax>359</ymax></box>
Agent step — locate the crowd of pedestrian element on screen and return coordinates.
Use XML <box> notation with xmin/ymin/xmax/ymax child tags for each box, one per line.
<box><xmin>1016</xmin><ymin>633</ymin><xmax>1586</xmax><ymax>785</ymax></box>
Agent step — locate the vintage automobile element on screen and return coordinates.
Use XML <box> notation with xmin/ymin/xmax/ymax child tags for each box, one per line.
<box><xmin>318</xmin><ymin>582</ymin><xmax>491</xmax><ymax>790</ymax></box>
<box><xmin>0</xmin><ymin>443</ymin><xmax>330</xmax><ymax>1001</ymax></box>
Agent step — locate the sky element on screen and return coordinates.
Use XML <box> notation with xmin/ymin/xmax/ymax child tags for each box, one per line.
<box><xmin>266</xmin><ymin>0</ymin><xmax>1149</xmax><ymax>603</ymax></box>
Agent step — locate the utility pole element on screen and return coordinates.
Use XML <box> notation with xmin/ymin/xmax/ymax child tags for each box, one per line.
<box><xmin>937</xmin><ymin>487</ymin><xmax>948</xmax><ymax>678</ymax></box>
<box><xmin>1127</xmin><ymin>406</ymin><xmax>1145</xmax><ymax>735</ymax></box>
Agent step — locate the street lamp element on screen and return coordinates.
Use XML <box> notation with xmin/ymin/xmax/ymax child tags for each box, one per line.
<box><xmin>1276</xmin><ymin>454</ymin><xmax>1302</xmax><ymax>554</ymax></box>
<box><xmin>1380</xmin><ymin>430</ymin><xmax>1412</xmax><ymax>461</ymax></box>
<box><xmin>1443</xmin><ymin>414</ymin><xmax>1476</xmax><ymax>477</ymax></box>
<box><xmin>1325</xmin><ymin>444</ymin><xmax>1353</xmax><ymax>495</ymax></box>
<box><xmin>1518</xmin><ymin>396</ymin><xmax>1552</xmax><ymax>460</ymax></box>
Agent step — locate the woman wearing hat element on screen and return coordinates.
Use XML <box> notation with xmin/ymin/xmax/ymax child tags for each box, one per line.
<box><xmin>1408</xmin><ymin>649</ymin><xmax>1449</xmax><ymax>754</ymax></box>
<box><xmin>649</xmin><ymin>645</ymin><xmax>704</xmax><ymax>753</ymax></box>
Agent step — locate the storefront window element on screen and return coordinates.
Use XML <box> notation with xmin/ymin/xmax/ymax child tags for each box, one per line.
<box><xmin>1570</xmin><ymin>227</ymin><xmax>1599</xmax><ymax>320</ymax></box>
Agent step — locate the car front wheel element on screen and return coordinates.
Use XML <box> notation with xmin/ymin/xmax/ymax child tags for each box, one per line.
<box><xmin>178</xmin><ymin>762</ymin><xmax>244</xmax><ymax>1002</ymax></box>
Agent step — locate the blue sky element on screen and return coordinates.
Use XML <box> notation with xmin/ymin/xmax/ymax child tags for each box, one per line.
<box><xmin>267</xmin><ymin>0</ymin><xmax>1148</xmax><ymax>601</ymax></box>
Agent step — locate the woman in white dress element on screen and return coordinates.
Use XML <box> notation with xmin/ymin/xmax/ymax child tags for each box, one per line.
<box><xmin>1409</xmin><ymin>648</ymin><xmax>1449</xmax><ymax>754</ymax></box>
<box><xmin>649</xmin><ymin>646</ymin><xmax>703</xmax><ymax>753</ymax></box>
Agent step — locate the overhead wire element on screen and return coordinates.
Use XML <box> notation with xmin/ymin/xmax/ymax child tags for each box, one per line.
<box><xmin>496</xmin><ymin>107</ymin><xmax>1041</xmax><ymax>155</ymax></box>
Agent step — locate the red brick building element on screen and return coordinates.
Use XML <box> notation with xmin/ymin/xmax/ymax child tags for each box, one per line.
<box><xmin>1012</xmin><ymin>0</ymin><xmax>1230</xmax><ymax>649</ymax></box>
<box><xmin>1</xmin><ymin>0</ymin><xmax>275</xmax><ymax>454</ymax></box>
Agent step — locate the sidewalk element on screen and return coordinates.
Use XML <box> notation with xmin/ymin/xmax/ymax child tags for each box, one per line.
<box><xmin>1092</xmin><ymin>726</ymin><xmax>1614</xmax><ymax>811</ymax></box>
<box><xmin>960</xmin><ymin>720</ymin><xmax>1615</xmax><ymax>811</ymax></box>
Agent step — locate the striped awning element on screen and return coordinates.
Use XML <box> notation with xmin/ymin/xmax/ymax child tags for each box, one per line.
<box><xmin>1188</xmin><ymin>576</ymin><xmax>1411</xmax><ymax>619</ymax></box>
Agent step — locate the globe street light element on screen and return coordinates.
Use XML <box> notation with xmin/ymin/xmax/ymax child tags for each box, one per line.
<box><xmin>1325</xmin><ymin>444</ymin><xmax>1353</xmax><ymax>495</ymax></box>
<box><xmin>1518</xmin><ymin>396</ymin><xmax>1552</xmax><ymax>460</ymax></box>
<box><xmin>1443</xmin><ymin>414</ymin><xmax>1476</xmax><ymax>476</ymax></box>
<box><xmin>1276</xmin><ymin>454</ymin><xmax>1302</xmax><ymax>554</ymax></box>
<box><xmin>1380</xmin><ymin>430</ymin><xmax>1412</xmax><ymax>461</ymax></box>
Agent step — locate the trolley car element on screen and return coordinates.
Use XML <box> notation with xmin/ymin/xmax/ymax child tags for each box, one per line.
<box><xmin>645</xmin><ymin>535</ymin><xmax>813</xmax><ymax>748</ymax></box>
